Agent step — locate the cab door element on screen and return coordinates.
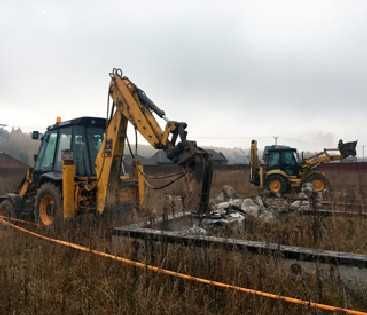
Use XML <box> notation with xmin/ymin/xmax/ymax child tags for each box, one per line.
<box><xmin>33</xmin><ymin>131</ymin><xmax>58</xmax><ymax>183</ymax></box>
<box><xmin>280</xmin><ymin>151</ymin><xmax>299</xmax><ymax>176</ymax></box>
<box><xmin>54</xmin><ymin>127</ymin><xmax>72</xmax><ymax>173</ymax></box>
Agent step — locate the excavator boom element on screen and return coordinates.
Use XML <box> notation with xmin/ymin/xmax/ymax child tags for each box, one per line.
<box><xmin>302</xmin><ymin>139</ymin><xmax>357</xmax><ymax>169</ymax></box>
<box><xmin>96</xmin><ymin>68</ymin><xmax>212</xmax><ymax>214</ymax></box>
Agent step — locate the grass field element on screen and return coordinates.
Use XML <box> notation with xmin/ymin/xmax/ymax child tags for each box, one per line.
<box><xmin>212</xmin><ymin>213</ymin><xmax>367</xmax><ymax>255</ymax></box>
<box><xmin>1</xmin><ymin>214</ymin><xmax>367</xmax><ymax>315</ymax></box>
<box><xmin>1</xmin><ymin>173</ymin><xmax>367</xmax><ymax>314</ymax></box>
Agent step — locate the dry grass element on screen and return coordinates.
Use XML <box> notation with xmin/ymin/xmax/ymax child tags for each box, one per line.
<box><xmin>1</xmin><ymin>174</ymin><xmax>367</xmax><ymax>314</ymax></box>
<box><xmin>1</xmin><ymin>214</ymin><xmax>367</xmax><ymax>315</ymax></box>
<box><xmin>213</xmin><ymin>213</ymin><xmax>367</xmax><ymax>255</ymax></box>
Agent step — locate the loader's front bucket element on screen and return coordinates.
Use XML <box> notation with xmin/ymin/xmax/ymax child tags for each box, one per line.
<box><xmin>338</xmin><ymin>139</ymin><xmax>357</xmax><ymax>159</ymax></box>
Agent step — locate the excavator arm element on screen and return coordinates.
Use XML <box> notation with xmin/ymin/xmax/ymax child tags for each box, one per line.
<box><xmin>302</xmin><ymin>152</ymin><xmax>341</xmax><ymax>169</ymax></box>
<box><xmin>302</xmin><ymin>139</ymin><xmax>357</xmax><ymax>170</ymax></box>
<box><xmin>95</xmin><ymin>68</ymin><xmax>212</xmax><ymax>214</ymax></box>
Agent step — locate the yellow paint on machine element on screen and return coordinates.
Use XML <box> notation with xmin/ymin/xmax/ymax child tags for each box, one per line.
<box><xmin>62</xmin><ymin>161</ymin><xmax>76</xmax><ymax>218</ymax></box>
<box><xmin>135</xmin><ymin>161</ymin><xmax>145</xmax><ymax>209</ymax></box>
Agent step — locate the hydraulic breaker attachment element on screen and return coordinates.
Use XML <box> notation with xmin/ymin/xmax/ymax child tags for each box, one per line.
<box><xmin>166</xmin><ymin>140</ymin><xmax>213</xmax><ymax>215</ymax></box>
<box><xmin>249</xmin><ymin>139</ymin><xmax>261</xmax><ymax>186</ymax></box>
<box><xmin>134</xmin><ymin>160</ymin><xmax>145</xmax><ymax>209</ymax></box>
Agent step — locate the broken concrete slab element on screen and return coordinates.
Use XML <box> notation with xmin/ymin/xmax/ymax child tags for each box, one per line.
<box><xmin>290</xmin><ymin>200</ymin><xmax>311</xmax><ymax>211</ymax></box>
<box><xmin>215</xmin><ymin>192</ymin><xmax>225</xmax><ymax>202</ymax></box>
<box><xmin>183</xmin><ymin>224</ymin><xmax>207</xmax><ymax>235</ymax></box>
<box><xmin>201</xmin><ymin>211</ymin><xmax>245</xmax><ymax>226</ymax></box>
<box><xmin>222</xmin><ymin>185</ymin><xmax>238</xmax><ymax>200</ymax></box>
<box><xmin>255</xmin><ymin>195</ymin><xmax>265</xmax><ymax>210</ymax></box>
<box><xmin>263</xmin><ymin>197</ymin><xmax>289</xmax><ymax>211</ymax></box>
<box><xmin>214</xmin><ymin>199</ymin><xmax>242</xmax><ymax>211</ymax></box>
<box><xmin>240</xmin><ymin>198</ymin><xmax>260</xmax><ymax>217</ymax></box>
<box><xmin>259</xmin><ymin>210</ymin><xmax>274</xmax><ymax>223</ymax></box>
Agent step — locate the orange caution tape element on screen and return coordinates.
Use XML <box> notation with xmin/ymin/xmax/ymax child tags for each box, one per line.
<box><xmin>0</xmin><ymin>215</ymin><xmax>40</xmax><ymax>227</ymax></box>
<box><xmin>1</xmin><ymin>217</ymin><xmax>366</xmax><ymax>315</ymax></box>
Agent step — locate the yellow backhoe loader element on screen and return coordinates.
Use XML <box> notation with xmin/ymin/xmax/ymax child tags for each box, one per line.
<box><xmin>0</xmin><ymin>68</ymin><xmax>213</xmax><ymax>225</ymax></box>
<box><xmin>249</xmin><ymin>139</ymin><xmax>357</xmax><ymax>194</ymax></box>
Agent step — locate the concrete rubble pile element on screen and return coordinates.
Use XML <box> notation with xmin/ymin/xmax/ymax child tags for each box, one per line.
<box><xmin>203</xmin><ymin>184</ymin><xmax>323</xmax><ymax>227</ymax></box>
<box><xmin>183</xmin><ymin>224</ymin><xmax>208</xmax><ymax>235</ymax></box>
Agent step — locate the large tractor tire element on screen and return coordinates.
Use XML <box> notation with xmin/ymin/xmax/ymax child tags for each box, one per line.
<box><xmin>304</xmin><ymin>173</ymin><xmax>329</xmax><ymax>193</ymax></box>
<box><xmin>34</xmin><ymin>183</ymin><xmax>62</xmax><ymax>226</ymax></box>
<box><xmin>0</xmin><ymin>199</ymin><xmax>16</xmax><ymax>218</ymax></box>
<box><xmin>265</xmin><ymin>174</ymin><xmax>288</xmax><ymax>194</ymax></box>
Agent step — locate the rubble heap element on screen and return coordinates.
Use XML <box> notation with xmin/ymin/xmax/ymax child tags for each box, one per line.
<box><xmin>201</xmin><ymin>184</ymin><xmax>324</xmax><ymax>227</ymax></box>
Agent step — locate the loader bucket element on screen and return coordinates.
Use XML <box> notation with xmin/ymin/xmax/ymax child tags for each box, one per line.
<box><xmin>338</xmin><ymin>139</ymin><xmax>357</xmax><ymax>159</ymax></box>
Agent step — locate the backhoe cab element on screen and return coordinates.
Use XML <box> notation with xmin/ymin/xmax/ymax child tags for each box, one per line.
<box><xmin>0</xmin><ymin>117</ymin><xmax>106</xmax><ymax>224</ymax></box>
<box><xmin>34</xmin><ymin>117</ymin><xmax>105</xmax><ymax>182</ymax></box>
<box><xmin>250</xmin><ymin>139</ymin><xmax>357</xmax><ymax>194</ymax></box>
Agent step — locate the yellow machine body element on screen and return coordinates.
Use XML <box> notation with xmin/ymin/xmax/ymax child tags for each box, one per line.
<box><xmin>94</xmin><ymin>73</ymin><xmax>179</xmax><ymax>214</ymax></box>
<box><xmin>4</xmin><ymin>68</ymin><xmax>212</xmax><ymax>226</ymax></box>
<box><xmin>249</xmin><ymin>139</ymin><xmax>356</xmax><ymax>194</ymax></box>
<box><xmin>62</xmin><ymin>161</ymin><xmax>76</xmax><ymax>218</ymax></box>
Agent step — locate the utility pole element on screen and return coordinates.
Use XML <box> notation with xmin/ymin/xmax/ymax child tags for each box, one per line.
<box><xmin>273</xmin><ymin>136</ymin><xmax>279</xmax><ymax>145</ymax></box>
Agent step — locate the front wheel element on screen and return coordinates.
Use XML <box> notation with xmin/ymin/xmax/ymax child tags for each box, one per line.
<box><xmin>0</xmin><ymin>199</ymin><xmax>16</xmax><ymax>218</ymax></box>
<box><xmin>34</xmin><ymin>183</ymin><xmax>62</xmax><ymax>226</ymax></box>
<box><xmin>304</xmin><ymin>173</ymin><xmax>329</xmax><ymax>193</ymax></box>
<box><xmin>265</xmin><ymin>174</ymin><xmax>288</xmax><ymax>194</ymax></box>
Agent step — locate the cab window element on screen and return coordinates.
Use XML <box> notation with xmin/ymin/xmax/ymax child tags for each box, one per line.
<box><xmin>281</xmin><ymin>151</ymin><xmax>297</xmax><ymax>166</ymax></box>
<box><xmin>268</xmin><ymin>151</ymin><xmax>280</xmax><ymax>168</ymax></box>
<box><xmin>55</xmin><ymin>127</ymin><xmax>72</xmax><ymax>171</ymax></box>
<box><xmin>73</xmin><ymin>125</ymin><xmax>90</xmax><ymax>176</ymax></box>
<box><xmin>87</xmin><ymin>127</ymin><xmax>105</xmax><ymax>175</ymax></box>
<box><xmin>36</xmin><ymin>132</ymin><xmax>58</xmax><ymax>171</ymax></box>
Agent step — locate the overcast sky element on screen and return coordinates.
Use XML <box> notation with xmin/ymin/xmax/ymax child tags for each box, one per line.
<box><xmin>1</xmin><ymin>0</ymin><xmax>366</xmax><ymax>153</ymax></box>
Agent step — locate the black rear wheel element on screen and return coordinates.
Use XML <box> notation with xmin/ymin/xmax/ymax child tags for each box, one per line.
<box><xmin>34</xmin><ymin>183</ymin><xmax>62</xmax><ymax>226</ymax></box>
<box><xmin>304</xmin><ymin>173</ymin><xmax>329</xmax><ymax>193</ymax></box>
<box><xmin>0</xmin><ymin>199</ymin><xmax>16</xmax><ymax>218</ymax></box>
<box><xmin>265</xmin><ymin>174</ymin><xmax>288</xmax><ymax>194</ymax></box>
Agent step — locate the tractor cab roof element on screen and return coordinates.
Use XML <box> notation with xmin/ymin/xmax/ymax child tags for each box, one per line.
<box><xmin>264</xmin><ymin>145</ymin><xmax>296</xmax><ymax>153</ymax></box>
<box><xmin>47</xmin><ymin>117</ymin><xmax>106</xmax><ymax>131</ymax></box>
<box><xmin>263</xmin><ymin>145</ymin><xmax>297</xmax><ymax>162</ymax></box>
